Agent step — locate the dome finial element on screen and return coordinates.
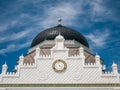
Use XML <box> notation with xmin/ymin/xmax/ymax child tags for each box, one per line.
<box><xmin>58</xmin><ymin>17</ymin><xmax>62</xmax><ymax>25</ymax></box>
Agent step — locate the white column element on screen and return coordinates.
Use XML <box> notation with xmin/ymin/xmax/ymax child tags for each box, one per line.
<box><xmin>95</xmin><ymin>53</ymin><xmax>101</xmax><ymax>65</ymax></box>
<box><xmin>2</xmin><ymin>62</ymin><xmax>8</xmax><ymax>75</ymax></box>
<box><xmin>102</xmin><ymin>65</ymin><xmax>106</xmax><ymax>73</ymax></box>
<box><xmin>95</xmin><ymin>53</ymin><xmax>102</xmax><ymax>75</ymax></box>
<box><xmin>79</xmin><ymin>47</ymin><xmax>85</xmax><ymax>65</ymax></box>
<box><xmin>79</xmin><ymin>47</ymin><xmax>84</xmax><ymax>56</ymax></box>
<box><xmin>112</xmin><ymin>61</ymin><xmax>118</xmax><ymax>74</ymax></box>
<box><xmin>35</xmin><ymin>47</ymin><xmax>40</xmax><ymax>57</ymax></box>
<box><xmin>19</xmin><ymin>54</ymin><xmax>24</xmax><ymax>65</ymax></box>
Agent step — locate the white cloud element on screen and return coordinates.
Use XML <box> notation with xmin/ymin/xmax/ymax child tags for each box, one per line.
<box><xmin>0</xmin><ymin>37</ymin><xmax>6</xmax><ymax>43</ymax></box>
<box><xmin>0</xmin><ymin>0</ymin><xmax>117</xmax><ymax>55</ymax></box>
<box><xmin>0</xmin><ymin>0</ymin><xmax>115</xmax><ymax>32</ymax></box>
<box><xmin>0</xmin><ymin>13</ymin><xmax>34</xmax><ymax>33</ymax></box>
<box><xmin>10</xmin><ymin>29</ymin><xmax>33</xmax><ymax>40</ymax></box>
<box><xmin>0</xmin><ymin>28</ymin><xmax>33</xmax><ymax>43</ymax></box>
<box><xmin>0</xmin><ymin>25</ymin><xmax>8</xmax><ymax>32</ymax></box>
<box><xmin>40</xmin><ymin>1</ymin><xmax>83</xmax><ymax>28</ymax></box>
<box><xmin>0</xmin><ymin>20</ymin><xmax>19</xmax><ymax>33</ymax></box>
<box><xmin>86</xmin><ymin>29</ymin><xmax>110</xmax><ymax>48</ymax></box>
<box><xmin>89</xmin><ymin>0</ymin><xmax>113</xmax><ymax>22</ymax></box>
<box><xmin>0</xmin><ymin>41</ymin><xmax>31</xmax><ymax>55</ymax></box>
<box><xmin>37</xmin><ymin>0</ymin><xmax>114</xmax><ymax>29</ymax></box>
<box><xmin>91</xmin><ymin>0</ymin><xmax>106</xmax><ymax>15</ymax></box>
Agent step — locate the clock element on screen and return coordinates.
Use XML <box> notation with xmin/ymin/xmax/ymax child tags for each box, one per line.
<box><xmin>52</xmin><ymin>59</ymin><xmax>67</xmax><ymax>73</ymax></box>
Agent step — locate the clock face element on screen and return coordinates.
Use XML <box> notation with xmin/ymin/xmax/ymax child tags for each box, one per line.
<box><xmin>52</xmin><ymin>60</ymin><xmax>67</xmax><ymax>73</ymax></box>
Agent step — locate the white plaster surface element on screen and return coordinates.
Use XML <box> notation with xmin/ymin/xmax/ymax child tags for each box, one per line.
<box><xmin>0</xmin><ymin>35</ymin><xmax>119</xmax><ymax>84</ymax></box>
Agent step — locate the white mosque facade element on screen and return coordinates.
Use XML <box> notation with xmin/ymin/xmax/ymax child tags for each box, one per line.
<box><xmin>0</xmin><ymin>22</ymin><xmax>120</xmax><ymax>89</ymax></box>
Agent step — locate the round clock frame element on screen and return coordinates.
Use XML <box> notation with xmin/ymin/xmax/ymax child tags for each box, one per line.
<box><xmin>52</xmin><ymin>59</ymin><xmax>67</xmax><ymax>73</ymax></box>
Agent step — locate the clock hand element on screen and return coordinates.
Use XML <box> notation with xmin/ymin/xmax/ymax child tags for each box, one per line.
<box><xmin>59</xmin><ymin>64</ymin><xmax>61</xmax><ymax>67</ymax></box>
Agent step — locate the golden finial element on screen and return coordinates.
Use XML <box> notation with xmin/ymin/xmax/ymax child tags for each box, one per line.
<box><xmin>58</xmin><ymin>17</ymin><xmax>62</xmax><ymax>25</ymax></box>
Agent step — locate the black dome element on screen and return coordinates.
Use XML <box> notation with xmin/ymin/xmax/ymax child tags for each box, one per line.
<box><xmin>31</xmin><ymin>24</ymin><xmax>89</xmax><ymax>48</ymax></box>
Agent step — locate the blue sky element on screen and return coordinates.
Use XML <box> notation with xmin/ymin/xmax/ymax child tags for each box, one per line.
<box><xmin>0</xmin><ymin>0</ymin><xmax>120</xmax><ymax>73</ymax></box>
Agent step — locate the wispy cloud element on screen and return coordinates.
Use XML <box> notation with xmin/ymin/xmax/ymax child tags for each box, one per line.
<box><xmin>0</xmin><ymin>18</ymin><xmax>25</xmax><ymax>33</ymax></box>
<box><xmin>86</xmin><ymin>29</ymin><xmax>110</xmax><ymax>49</ymax></box>
<box><xmin>0</xmin><ymin>24</ymin><xmax>8</xmax><ymax>32</ymax></box>
<box><xmin>36</xmin><ymin>0</ymin><xmax>116</xmax><ymax>29</ymax></box>
<box><xmin>0</xmin><ymin>41</ymin><xmax>31</xmax><ymax>55</ymax></box>
<box><xmin>0</xmin><ymin>0</ymin><xmax>119</xmax><ymax>56</ymax></box>
<box><xmin>90</xmin><ymin>0</ymin><xmax>107</xmax><ymax>16</ymax></box>
<box><xmin>0</xmin><ymin>0</ymin><xmax>116</xmax><ymax>31</ymax></box>
<box><xmin>9</xmin><ymin>28</ymin><xmax>33</xmax><ymax>41</ymax></box>
<box><xmin>0</xmin><ymin>28</ymin><xmax>33</xmax><ymax>43</ymax></box>
<box><xmin>39</xmin><ymin>1</ymin><xmax>84</xmax><ymax>28</ymax></box>
<box><xmin>89</xmin><ymin>0</ymin><xmax>113</xmax><ymax>22</ymax></box>
<box><xmin>0</xmin><ymin>0</ymin><xmax>112</xmax><ymax>50</ymax></box>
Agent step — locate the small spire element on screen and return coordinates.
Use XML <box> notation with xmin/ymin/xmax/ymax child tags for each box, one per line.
<box><xmin>3</xmin><ymin>61</ymin><xmax>7</xmax><ymax>66</ymax></box>
<box><xmin>112</xmin><ymin>61</ymin><xmax>117</xmax><ymax>66</ymax></box>
<box><xmin>5</xmin><ymin>61</ymin><xmax>7</xmax><ymax>65</ymax></box>
<box><xmin>113</xmin><ymin>61</ymin><xmax>116</xmax><ymax>65</ymax></box>
<box><xmin>96</xmin><ymin>52</ymin><xmax>98</xmax><ymax>55</ymax></box>
<box><xmin>113</xmin><ymin>61</ymin><xmax>115</xmax><ymax>64</ymax></box>
<box><xmin>58</xmin><ymin>17</ymin><xmax>62</xmax><ymax>25</ymax></box>
<box><xmin>95</xmin><ymin>52</ymin><xmax>100</xmax><ymax>58</ymax></box>
<box><xmin>95</xmin><ymin>52</ymin><xmax>98</xmax><ymax>56</ymax></box>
